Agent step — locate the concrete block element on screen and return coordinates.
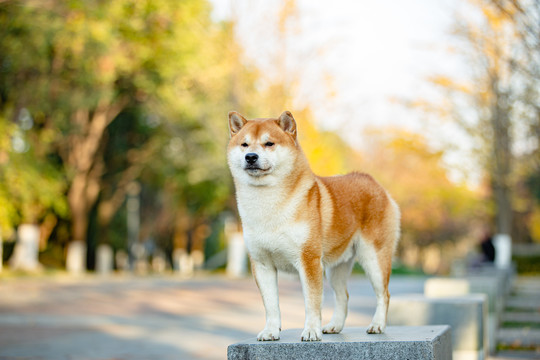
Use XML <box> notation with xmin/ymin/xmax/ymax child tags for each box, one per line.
<box><xmin>389</xmin><ymin>294</ymin><xmax>486</xmax><ymax>360</ymax></box>
<box><xmin>424</xmin><ymin>277</ymin><xmax>501</xmax><ymax>355</ymax></box>
<box><xmin>424</xmin><ymin>277</ymin><xmax>500</xmax><ymax>314</ymax></box>
<box><xmin>463</xmin><ymin>264</ymin><xmax>514</xmax><ymax>297</ymax></box>
<box><xmin>227</xmin><ymin>326</ymin><xmax>452</xmax><ymax>360</ymax></box>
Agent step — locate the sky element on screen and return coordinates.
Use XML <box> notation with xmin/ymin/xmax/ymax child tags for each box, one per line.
<box><xmin>210</xmin><ymin>0</ymin><xmax>476</xmax><ymax>183</ymax></box>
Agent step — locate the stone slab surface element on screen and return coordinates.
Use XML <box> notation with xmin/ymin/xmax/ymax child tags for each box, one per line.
<box><xmin>228</xmin><ymin>326</ymin><xmax>452</xmax><ymax>360</ymax></box>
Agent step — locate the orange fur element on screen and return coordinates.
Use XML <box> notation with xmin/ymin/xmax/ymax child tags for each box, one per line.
<box><xmin>292</xmin><ymin>172</ymin><xmax>396</xmax><ymax>268</ymax></box>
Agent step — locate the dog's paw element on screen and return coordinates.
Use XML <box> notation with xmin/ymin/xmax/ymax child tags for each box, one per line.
<box><xmin>301</xmin><ymin>327</ymin><xmax>322</xmax><ymax>341</ymax></box>
<box><xmin>257</xmin><ymin>327</ymin><xmax>280</xmax><ymax>341</ymax></box>
<box><xmin>322</xmin><ymin>322</ymin><xmax>343</xmax><ymax>334</ymax></box>
<box><xmin>366</xmin><ymin>322</ymin><xmax>385</xmax><ymax>334</ymax></box>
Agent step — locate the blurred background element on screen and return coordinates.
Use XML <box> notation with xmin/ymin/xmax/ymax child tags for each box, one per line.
<box><xmin>0</xmin><ymin>0</ymin><xmax>539</xmax><ymax>277</ymax></box>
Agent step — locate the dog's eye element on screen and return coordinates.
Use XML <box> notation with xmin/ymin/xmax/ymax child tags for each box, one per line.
<box><xmin>265</xmin><ymin>142</ymin><xmax>275</xmax><ymax>147</ymax></box>
<box><xmin>241</xmin><ymin>143</ymin><xmax>249</xmax><ymax>147</ymax></box>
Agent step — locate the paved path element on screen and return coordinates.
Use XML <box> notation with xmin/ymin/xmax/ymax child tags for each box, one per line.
<box><xmin>0</xmin><ymin>274</ymin><xmax>425</xmax><ymax>360</ymax></box>
<box><xmin>1</xmin><ymin>274</ymin><xmax>536</xmax><ymax>359</ymax></box>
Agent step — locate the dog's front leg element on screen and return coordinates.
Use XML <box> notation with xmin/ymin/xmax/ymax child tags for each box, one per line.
<box><xmin>252</xmin><ymin>261</ymin><xmax>281</xmax><ymax>341</ymax></box>
<box><xmin>299</xmin><ymin>254</ymin><xmax>323</xmax><ymax>341</ymax></box>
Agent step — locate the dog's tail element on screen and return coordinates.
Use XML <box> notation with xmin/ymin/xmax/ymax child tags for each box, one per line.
<box><xmin>387</xmin><ymin>194</ymin><xmax>401</xmax><ymax>256</ymax></box>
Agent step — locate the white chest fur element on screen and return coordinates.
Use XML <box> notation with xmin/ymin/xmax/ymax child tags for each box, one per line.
<box><xmin>236</xmin><ymin>182</ymin><xmax>311</xmax><ymax>272</ymax></box>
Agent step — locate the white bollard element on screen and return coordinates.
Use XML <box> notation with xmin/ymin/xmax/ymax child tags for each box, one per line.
<box><xmin>493</xmin><ymin>233</ymin><xmax>511</xmax><ymax>269</ymax></box>
<box><xmin>66</xmin><ymin>240</ymin><xmax>86</xmax><ymax>275</ymax></box>
<box><xmin>10</xmin><ymin>224</ymin><xmax>41</xmax><ymax>271</ymax></box>
<box><xmin>96</xmin><ymin>244</ymin><xmax>113</xmax><ymax>276</ymax></box>
<box><xmin>226</xmin><ymin>232</ymin><xmax>247</xmax><ymax>278</ymax></box>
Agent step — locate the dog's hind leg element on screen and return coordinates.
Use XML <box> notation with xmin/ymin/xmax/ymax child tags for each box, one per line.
<box><xmin>356</xmin><ymin>239</ymin><xmax>392</xmax><ymax>334</ymax></box>
<box><xmin>322</xmin><ymin>256</ymin><xmax>355</xmax><ymax>334</ymax></box>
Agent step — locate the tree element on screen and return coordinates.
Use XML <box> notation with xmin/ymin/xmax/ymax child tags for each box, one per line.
<box><xmin>1</xmin><ymin>0</ymin><xmax>381</xmax><ymax>272</ymax></box>
<box><xmin>0</xmin><ymin>1</ymin><xmax>227</xmax><ymax>246</ymax></box>
<box><xmin>422</xmin><ymin>0</ymin><xmax>539</xmax><ymax>241</ymax></box>
<box><xmin>488</xmin><ymin>0</ymin><xmax>540</xmax><ymax>243</ymax></box>
<box><xmin>0</xmin><ymin>117</ymin><xmax>67</xmax><ymax>240</ymax></box>
<box><xmin>1</xmin><ymin>0</ymin><xmax>262</xmax><ymax>271</ymax></box>
<box><xmin>358</xmin><ymin>129</ymin><xmax>484</xmax><ymax>273</ymax></box>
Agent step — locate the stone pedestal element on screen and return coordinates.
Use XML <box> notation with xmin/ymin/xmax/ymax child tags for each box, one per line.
<box><xmin>389</xmin><ymin>294</ymin><xmax>486</xmax><ymax>360</ymax></box>
<box><xmin>228</xmin><ymin>326</ymin><xmax>452</xmax><ymax>360</ymax></box>
<box><xmin>424</xmin><ymin>276</ymin><xmax>504</xmax><ymax>355</ymax></box>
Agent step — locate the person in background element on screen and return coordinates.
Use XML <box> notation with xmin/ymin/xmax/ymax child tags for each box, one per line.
<box><xmin>480</xmin><ymin>229</ymin><xmax>496</xmax><ymax>263</ymax></box>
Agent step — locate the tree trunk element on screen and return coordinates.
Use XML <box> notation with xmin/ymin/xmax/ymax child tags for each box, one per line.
<box><xmin>97</xmin><ymin>163</ymin><xmax>144</xmax><ymax>229</ymax></box>
<box><xmin>66</xmin><ymin>171</ymin><xmax>100</xmax><ymax>274</ymax></box>
<box><xmin>60</xmin><ymin>99</ymin><xmax>127</xmax><ymax>273</ymax></box>
<box><xmin>68</xmin><ymin>174</ymin><xmax>90</xmax><ymax>241</ymax></box>
<box><xmin>0</xmin><ymin>229</ymin><xmax>3</xmax><ymax>273</ymax></box>
<box><xmin>61</xmin><ymin>99</ymin><xmax>127</xmax><ymax>244</ymax></box>
<box><xmin>490</xmin><ymin>78</ymin><xmax>513</xmax><ymax>235</ymax></box>
<box><xmin>493</xmin><ymin>182</ymin><xmax>512</xmax><ymax>234</ymax></box>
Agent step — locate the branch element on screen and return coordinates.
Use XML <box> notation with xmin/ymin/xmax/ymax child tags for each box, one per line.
<box><xmin>97</xmin><ymin>163</ymin><xmax>143</xmax><ymax>225</ymax></box>
<box><xmin>69</xmin><ymin>97</ymin><xmax>129</xmax><ymax>174</ymax></box>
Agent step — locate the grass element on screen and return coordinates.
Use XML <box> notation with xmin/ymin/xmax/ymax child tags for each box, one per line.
<box><xmin>513</xmin><ymin>255</ymin><xmax>540</xmax><ymax>275</ymax></box>
<box><xmin>497</xmin><ymin>343</ymin><xmax>540</xmax><ymax>352</ymax></box>
<box><xmin>502</xmin><ymin>322</ymin><xmax>540</xmax><ymax>329</ymax></box>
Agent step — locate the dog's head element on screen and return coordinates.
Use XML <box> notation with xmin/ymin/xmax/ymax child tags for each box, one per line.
<box><xmin>227</xmin><ymin>111</ymin><xmax>298</xmax><ymax>187</ymax></box>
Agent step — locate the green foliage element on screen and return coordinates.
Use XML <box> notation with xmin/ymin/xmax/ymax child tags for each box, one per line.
<box><xmin>0</xmin><ymin>0</ymin><xmax>241</xmax><ymax>257</ymax></box>
<box><xmin>0</xmin><ymin>116</ymin><xmax>67</xmax><ymax>238</ymax></box>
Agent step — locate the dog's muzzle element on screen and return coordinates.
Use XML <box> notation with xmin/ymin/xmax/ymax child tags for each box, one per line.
<box><xmin>245</xmin><ymin>153</ymin><xmax>258</xmax><ymax>165</ymax></box>
<box><xmin>244</xmin><ymin>152</ymin><xmax>270</xmax><ymax>175</ymax></box>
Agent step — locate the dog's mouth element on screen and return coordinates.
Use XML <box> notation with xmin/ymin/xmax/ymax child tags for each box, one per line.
<box><xmin>244</xmin><ymin>165</ymin><xmax>271</xmax><ymax>176</ymax></box>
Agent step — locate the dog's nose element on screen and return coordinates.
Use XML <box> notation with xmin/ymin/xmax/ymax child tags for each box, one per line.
<box><xmin>245</xmin><ymin>153</ymin><xmax>258</xmax><ymax>165</ymax></box>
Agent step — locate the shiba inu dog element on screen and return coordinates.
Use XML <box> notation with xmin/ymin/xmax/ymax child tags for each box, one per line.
<box><xmin>227</xmin><ymin>111</ymin><xmax>400</xmax><ymax>342</ymax></box>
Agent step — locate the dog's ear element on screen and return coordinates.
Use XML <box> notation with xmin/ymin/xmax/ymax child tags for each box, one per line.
<box><xmin>278</xmin><ymin>111</ymin><xmax>297</xmax><ymax>140</ymax></box>
<box><xmin>229</xmin><ymin>111</ymin><xmax>247</xmax><ymax>137</ymax></box>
